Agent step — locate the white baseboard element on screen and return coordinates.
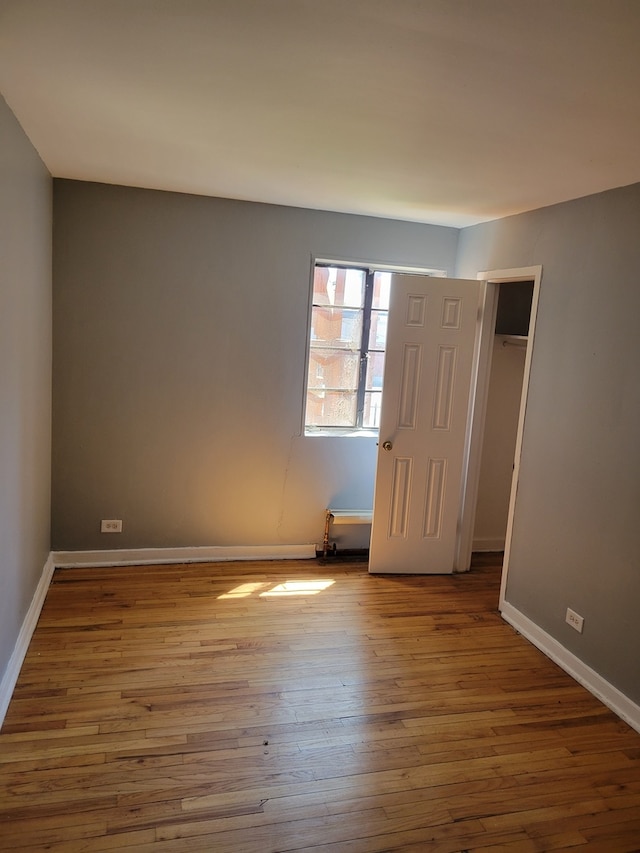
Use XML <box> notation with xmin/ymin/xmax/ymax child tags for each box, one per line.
<box><xmin>501</xmin><ymin>601</ymin><xmax>640</xmax><ymax>735</ymax></box>
<box><xmin>52</xmin><ymin>543</ymin><xmax>316</xmax><ymax>568</ymax></box>
<box><xmin>0</xmin><ymin>554</ymin><xmax>55</xmax><ymax>728</ymax></box>
<box><xmin>472</xmin><ymin>537</ymin><xmax>506</xmax><ymax>552</ymax></box>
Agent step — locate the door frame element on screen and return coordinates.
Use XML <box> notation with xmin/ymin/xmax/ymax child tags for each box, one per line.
<box><xmin>455</xmin><ymin>266</ymin><xmax>543</xmax><ymax>606</ymax></box>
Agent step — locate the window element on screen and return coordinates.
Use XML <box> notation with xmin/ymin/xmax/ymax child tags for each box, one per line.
<box><xmin>305</xmin><ymin>264</ymin><xmax>391</xmax><ymax>432</ymax></box>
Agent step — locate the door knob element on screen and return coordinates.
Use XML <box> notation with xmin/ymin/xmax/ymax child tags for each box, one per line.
<box><xmin>382</xmin><ymin>441</ymin><xmax>393</xmax><ymax>451</ymax></box>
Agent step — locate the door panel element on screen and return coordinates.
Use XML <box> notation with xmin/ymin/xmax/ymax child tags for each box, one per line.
<box><xmin>369</xmin><ymin>275</ymin><xmax>482</xmax><ymax>574</ymax></box>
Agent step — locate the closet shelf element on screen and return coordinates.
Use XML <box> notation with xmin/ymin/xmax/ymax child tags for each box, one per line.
<box><xmin>498</xmin><ymin>334</ymin><xmax>528</xmax><ymax>348</ymax></box>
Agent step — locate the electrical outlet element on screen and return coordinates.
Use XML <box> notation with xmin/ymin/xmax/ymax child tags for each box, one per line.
<box><xmin>101</xmin><ymin>519</ymin><xmax>123</xmax><ymax>533</ymax></box>
<box><xmin>566</xmin><ymin>607</ymin><xmax>584</xmax><ymax>633</ymax></box>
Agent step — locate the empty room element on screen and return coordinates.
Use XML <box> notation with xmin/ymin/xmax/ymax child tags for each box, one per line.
<box><xmin>1</xmin><ymin>1</ymin><xmax>639</xmax><ymax>850</ymax></box>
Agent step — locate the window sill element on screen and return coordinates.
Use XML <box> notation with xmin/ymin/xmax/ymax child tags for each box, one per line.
<box><xmin>304</xmin><ymin>428</ymin><xmax>379</xmax><ymax>438</ymax></box>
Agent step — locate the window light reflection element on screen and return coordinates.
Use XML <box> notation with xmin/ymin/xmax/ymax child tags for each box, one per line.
<box><xmin>218</xmin><ymin>579</ymin><xmax>335</xmax><ymax>600</ymax></box>
<box><xmin>218</xmin><ymin>582</ymin><xmax>270</xmax><ymax>599</ymax></box>
<box><xmin>260</xmin><ymin>580</ymin><xmax>335</xmax><ymax>597</ymax></box>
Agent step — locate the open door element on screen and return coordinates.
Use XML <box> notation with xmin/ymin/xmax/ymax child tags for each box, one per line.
<box><xmin>369</xmin><ymin>275</ymin><xmax>484</xmax><ymax>574</ymax></box>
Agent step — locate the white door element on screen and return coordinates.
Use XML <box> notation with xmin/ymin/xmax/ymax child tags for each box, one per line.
<box><xmin>369</xmin><ymin>275</ymin><xmax>483</xmax><ymax>574</ymax></box>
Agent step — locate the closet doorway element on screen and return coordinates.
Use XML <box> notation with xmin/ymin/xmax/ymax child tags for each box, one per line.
<box><xmin>473</xmin><ymin>279</ymin><xmax>533</xmax><ymax>551</ymax></box>
<box><xmin>456</xmin><ymin>266</ymin><xmax>542</xmax><ymax>600</ymax></box>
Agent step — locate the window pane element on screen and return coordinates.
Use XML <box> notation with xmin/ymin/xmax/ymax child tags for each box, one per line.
<box><xmin>372</xmin><ymin>272</ymin><xmax>391</xmax><ymax>309</ymax></box>
<box><xmin>307</xmin><ymin>350</ymin><xmax>359</xmax><ymax>392</ymax></box>
<box><xmin>306</xmin><ymin>264</ymin><xmax>391</xmax><ymax>432</ymax></box>
<box><xmin>366</xmin><ymin>351</ymin><xmax>385</xmax><ymax>391</ymax></box>
<box><xmin>307</xmin><ymin>390</ymin><xmax>357</xmax><ymax>427</ymax></box>
<box><xmin>310</xmin><ymin>306</ymin><xmax>362</xmax><ymax>349</ymax></box>
<box><xmin>313</xmin><ymin>266</ymin><xmax>365</xmax><ymax>308</ymax></box>
<box><xmin>363</xmin><ymin>391</ymin><xmax>383</xmax><ymax>429</ymax></box>
<box><xmin>368</xmin><ymin>310</ymin><xmax>388</xmax><ymax>351</ymax></box>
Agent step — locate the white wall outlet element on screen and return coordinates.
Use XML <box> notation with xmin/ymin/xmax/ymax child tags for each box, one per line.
<box><xmin>101</xmin><ymin>519</ymin><xmax>123</xmax><ymax>533</ymax></box>
<box><xmin>566</xmin><ymin>607</ymin><xmax>584</xmax><ymax>633</ymax></box>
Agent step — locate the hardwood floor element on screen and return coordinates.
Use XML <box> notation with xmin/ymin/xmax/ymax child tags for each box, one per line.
<box><xmin>1</xmin><ymin>556</ymin><xmax>639</xmax><ymax>852</ymax></box>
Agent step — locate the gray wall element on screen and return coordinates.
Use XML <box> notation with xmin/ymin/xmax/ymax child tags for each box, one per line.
<box><xmin>52</xmin><ymin>181</ymin><xmax>458</xmax><ymax>551</ymax></box>
<box><xmin>0</xmin><ymin>97</ymin><xmax>52</xmax><ymax>685</ymax></box>
<box><xmin>456</xmin><ymin>183</ymin><xmax>640</xmax><ymax>705</ymax></box>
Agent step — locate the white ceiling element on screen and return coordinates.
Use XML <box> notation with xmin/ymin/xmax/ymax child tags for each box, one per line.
<box><xmin>1</xmin><ymin>0</ymin><xmax>639</xmax><ymax>227</ymax></box>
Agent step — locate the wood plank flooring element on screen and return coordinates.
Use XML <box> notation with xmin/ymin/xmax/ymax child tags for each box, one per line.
<box><xmin>1</xmin><ymin>555</ymin><xmax>639</xmax><ymax>852</ymax></box>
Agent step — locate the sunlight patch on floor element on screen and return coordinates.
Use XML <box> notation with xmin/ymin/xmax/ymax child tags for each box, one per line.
<box><xmin>217</xmin><ymin>582</ymin><xmax>270</xmax><ymax>599</ymax></box>
<box><xmin>218</xmin><ymin>579</ymin><xmax>335</xmax><ymax>599</ymax></box>
<box><xmin>260</xmin><ymin>580</ymin><xmax>335</xmax><ymax>597</ymax></box>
